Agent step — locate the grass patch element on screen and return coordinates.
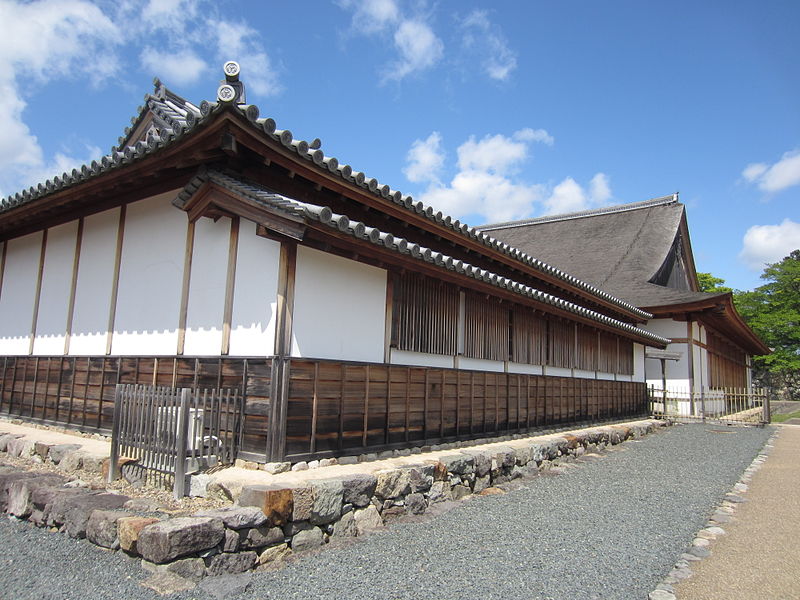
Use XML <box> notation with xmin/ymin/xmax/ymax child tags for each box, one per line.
<box><xmin>772</xmin><ymin>410</ymin><xmax>800</xmax><ymax>423</ymax></box>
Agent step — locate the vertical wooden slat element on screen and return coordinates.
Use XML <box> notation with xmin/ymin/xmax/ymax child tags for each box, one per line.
<box><xmin>362</xmin><ymin>365</ymin><xmax>370</xmax><ymax>447</ymax></box>
<box><xmin>383</xmin><ymin>275</ymin><xmax>393</xmax><ymax>363</ymax></box>
<box><xmin>404</xmin><ymin>367</ymin><xmax>410</xmax><ymax>443</ymax></box>
<box><xmin>385</xmin><ymin>369</ymin><xmax>391</xmax><ymax>445</ymax></box>
<box><xmin>423</xmin><ymin>369</ymin><xmax>429</xmax><ymax>441</ymax></box>
<box><xmin>338</xmin><ymin>363</ymin><xmax>345</xmax><ymax>451</ymax></box>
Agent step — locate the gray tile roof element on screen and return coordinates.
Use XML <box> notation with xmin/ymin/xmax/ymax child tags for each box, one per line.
<box><xmin>181</xmin><ymin>169</ymin><xmax>669</xmax><ymax>347</ymax></box>
<box><xmin>0</xmin><ymin>73</ymin><xmax>650</xmax><ymax>321</ymax></box>
<box><xmin>480</xmin><ymin>196</ymin><xmax>725</xmax><ymax>308</ymax></box>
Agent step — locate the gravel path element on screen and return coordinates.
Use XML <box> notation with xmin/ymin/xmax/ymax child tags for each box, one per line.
<box><xmin>0</xmin><ymin>423</ymin><xmax>772</xmax><ymax>600</ymax></box>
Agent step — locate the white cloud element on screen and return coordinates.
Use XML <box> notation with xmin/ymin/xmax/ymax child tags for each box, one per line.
<box><xmin>404</xmin><ymin>132</ymin><xmax>444</xmax><ymax>184</ymax></box>
<box><xmin>460</xmin><ymin>9</ymin><xmax>517</xmax><ymax>81</ymax></box>
<box><xmin>213</xmin><ymin>20</ymin><xmax>281</xmax><ymax>97</ymax></box>
<box><xmin>543</xmin><ymin>174</ymin><xmax>613</xmax><ymax>215</ymax></box>
<box><xmin>0</xmin><ymin>0</ymin><xmax>281</xmax><ymax>197</ymax></box>
<box><xmin>742</xmin><ymin>149</ymin><xmax>800</xmax><ymax>192</ymax></box>
<box><xmin>0</xmin><ymin>0</ymin><xmax>119</xmax><ymax>194</ymax></box>
<box><xmin>339</xmin><ymin>0</ymin><xmax>400</xmax><ymax>33</ymax></box>
<box><xmin>140</xmin><ymin>47</ymin><xmax>207</xmax><ymax>86</ymax></box>
<box><xmin>384</xmin><ymin>19</ymin><xmax>443</xmax><ymax>81</ymax></box>
<box><xmin>739</xmin><ymin>219</ymin><xmax>800</xmax><ymax>270</ymax></box>
<box><xmin>407</xmin><ymin>128</ymin><xmax>555</xmax><ymax>223</ymax></box>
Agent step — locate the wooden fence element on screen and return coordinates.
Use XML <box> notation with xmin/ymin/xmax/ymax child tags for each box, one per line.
<box><xmin>649</xmin><ymin>385</ymin><xmax>769</xmax><ymax>425</ymax></box>
<box><xmin>0</xmin><ymin>355</ymin><xmax>271</xmax><ymax>458</ymax></box>
<box><xmin>109</xmin><ymin>384</ymin><xmax>243</xmax><ymax>497</ymax></box>
<box><xmin>284</xmin><ymin>358</ymin><xmax>647</xmax><ymax>461</ymax></box>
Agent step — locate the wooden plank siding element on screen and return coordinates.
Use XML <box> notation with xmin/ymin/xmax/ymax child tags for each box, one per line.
<box><xmin>0</xmin><ymin>356</ymin><xmax>272</xmax><ymax>458</ymax></box>
<box><xmin>707</xmin><ymin>330</ymin><xmax>748</xmax><ymax>389</ymax></box>
<box><xmin>284</xmin><ymin>357</ymin><xmax>648</xmax><ymax>462</ymax></box>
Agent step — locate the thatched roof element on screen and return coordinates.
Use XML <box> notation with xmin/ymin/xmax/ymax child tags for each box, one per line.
<box><xmin>480</xmin><ymin>195</ymin><xmax>711</xmax><ymax>307</ymax></box>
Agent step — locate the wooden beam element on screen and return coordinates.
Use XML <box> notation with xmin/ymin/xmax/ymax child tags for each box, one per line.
<box><xmin>0</xmin><ymin>240</ymin><xmax>6</xmax><ymax>302</ymax></box>
<box><xmin>106</xmin><ymin>206</ymin><xmax>126</xmax><ymax>355</ymax></box>
<box><xmin>221</xmin><ymin>217</ymin><xmax>240</xmax><ymax>355</ymax></box>
<box><xmin>176</xmin><ymin>219</ymin><xmax>196</xmax><ymax>355</ymax></box>
<box><xmin>28</xmin><ymin>230</ymin><xmax>47</xmax><ymax>355</ymax></box>
<box><xmin>383</xmin><ymin>275</ymin><xmax>393</xmax><ymax>363</ymax></box>
<box><xmin>63</xmin><ymin>218</ymin><xmax>84</xmax><ymax>355</ymax></box>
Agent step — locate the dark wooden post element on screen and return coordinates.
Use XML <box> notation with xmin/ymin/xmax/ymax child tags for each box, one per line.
<box><xmin>268</xmin><ymin>241</ymin><xmax>297</xmax><ymax>461</ymax></box>
<box><xmin>173</xmin><ymin>388</ymin><xmax>191</xmax><ymax>499</ymax></box>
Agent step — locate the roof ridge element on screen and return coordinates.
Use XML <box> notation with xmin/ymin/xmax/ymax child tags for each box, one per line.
<box><xmin>479</xmin><ymin>194</ymin><xmax>680</xmax><ymax>231</ymax></box>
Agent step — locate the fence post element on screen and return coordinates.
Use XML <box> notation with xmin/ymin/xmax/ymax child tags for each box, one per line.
<box><xmin>107</xmin><ymin>384</ymin><xmax>123</xmax><ymax>484</ymax></box>
<box><xmin>173</xmin><ymin>388</ymin><xmax>191</xmax><ymax>499</ymax></box>
<box><xmin>763</xmin><ymin>388</ymin><xmax>771</xmax><ymax>424</ymax></box>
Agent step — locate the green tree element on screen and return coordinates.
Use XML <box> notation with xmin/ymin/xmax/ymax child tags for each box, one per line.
<box><xmin>697</xmin><ymin>272</ymin><xmax>732</xmax><ymax>293</ymax></box>
<box><xmin>734</xmin><ymin>250</ymin><xmax>800</xmax><ymax>399</ymax></box>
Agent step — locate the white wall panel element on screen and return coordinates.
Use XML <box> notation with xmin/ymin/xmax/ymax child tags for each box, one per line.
<box><xmin>111</xmin><ymin>192</ymin><xmax>185</xmax><ymax>355</ymax></box>
<box><xmin>507</xmin><ymin>362</ymin><xmax>543</xmax><ymax>375</ymax></box>
<box><xmin>228</xmin><ymin>222</ymin><xmax>280</xmax><ymax>356</ymax></box>
<box><xmin>642</xmin><ymin>318</ymin><xmax>686</xmax><ymax>339</ymax></box>
<box><xmin>0</xmin><ymin>232</ymin><xmax>42</xmax><ymax>354</ymax></box>
<box><xmin>573</xmin><ymin>369</ymin><xmax>595</xmax><ymax>380</ymax></box>
<box><xmin>458</xmin><ymin>356</ymin><xmax>505</xmax><ymax>373</ymax></box>
<box><xmin>33</xmin><ymin>222</ymin><xmax>78</xmax><ymax>355</ymax></box>
<box><xmin>183</xmin><ymin>218</ymin><xmax>230</xmax><ymax>355</ymax></box>
<box><xmin>390</xmin><ymin>349</ymin><xmax>454</xmax><ymax>368</ymax></box>
<box><xmin>596</xmin><ymin>372</ymin><xmax>616</xmax><ymax>381</ymax></box>
<box><xmin>544</xmin><ymin>366</ymin><xmax>572</xmax><ymax>377</ymax></box>
<box><xmin>632</xmin><ymin>343</ymin><xmax>645</xmax><ymax>382</ymax></box>
<box><xmin>292</xmin><ymin>246</ymin><xmax>386</xmax><ymax>362</ymax></box>
<box><xmin>70</xmin><ymin>208</ymin><xmax>120</xmax><ymax>355</ymax></box>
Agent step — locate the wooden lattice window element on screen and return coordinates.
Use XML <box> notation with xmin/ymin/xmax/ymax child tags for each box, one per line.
<box><xmin>511</xmin><ymin>307</ymin><xmax>547</xmax><ymax>365</ymax></box>
<box><xmin>548</xmin><ymin>319</ymin><xmax>575</xmax><ymax>368</ymax></box>
<box><xmin>463</xmin><ymin>293</ymin><xmax>510</xmax><ymax>361</ymax></box>
<box><xmin>392</xmin><ymin>273</ymin><xmax>459</xmax><ymax>355</ymax></box>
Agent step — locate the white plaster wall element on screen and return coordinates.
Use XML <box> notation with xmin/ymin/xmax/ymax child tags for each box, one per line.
<box><xmin>183</xmin><ymin>217</ymin><xmax>230</xmax><ymax>355</ymax></box>
<box><xmin>0</xmin><ymin>232</ymin><xmax>42</xmax><ymax>354</ymax></box>
<box><xmin>632</xmin><ymin>343</ymin><xmax>645</xmax><ymax>382</ymax></box>
<box><xmin>645</xmin><ymin>340</ymin><xmax>690</xmax><ymax>384</ymax></box>
<box><xmin>111</xmin><ymin>192</ymin><xmax>185</xmax><ymax>355</ymax></box>
<box><xmin>390</xmin><ymin>349</ymin><xmax>454</xmax><ymax>368</ymax></box>
<box><xmin>643</xmin><ymin>318</ymin><xmax>686</xmax><ymax>339</ymax></box>
<box><xmin>458</xmin><ymin>356</ymin><xmax>505</xmax><ymax>373</ymax></box>
<box><xmin>507</xmin><ymin>362</ymin><xmax>543</xmax><ymax>375</ymax></box>
<box><xmin>70</xmin><ymin>208</ymin><xmax>120</xmax><ymax>355</ymax></box>
<box><xmin>33</xmin><ymin>222</ymin><xmax>78</xmax><ymax>355</ymax></box>
<box><xmin>229</xmin><ymin>222</ymin><xmax>280</xmax><ymax>356</ymax></box>
<box><xmin>647</xmin><ymin>377</ymin><xmax>691</xmax><ymax>390</ymax></box>
<box><xmin>597</xmin><ymin>372</ymin><xmax>616</xmax><ymax>381</ymax></box>
<box><xmin>291</xmin><ymin>246</ymin><xmax>386</xmax><ymax>362</ymax></box>
<box><xmin>616</xmin><ymin>374</ymin><xmax>633</xmax><ymax>382</ymax></box>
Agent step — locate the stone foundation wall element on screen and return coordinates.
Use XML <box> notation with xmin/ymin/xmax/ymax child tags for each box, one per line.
<box><xmin>0</xmin><ymin>419</ymin><xmax>670</xmax><ymax>582</ymax></box>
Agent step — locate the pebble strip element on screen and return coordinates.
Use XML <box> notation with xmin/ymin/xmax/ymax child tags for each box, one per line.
<box><xmin>647</xmin><ymin>427</ymin><xmax>779</xmax><ymax>600</ymax></box>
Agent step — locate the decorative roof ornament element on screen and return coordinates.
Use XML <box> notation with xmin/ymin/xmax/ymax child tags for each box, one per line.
<box><xmin>217</xmin><ymin>60</ymin><xmax>245</xmax><ymax>104</ymax></box>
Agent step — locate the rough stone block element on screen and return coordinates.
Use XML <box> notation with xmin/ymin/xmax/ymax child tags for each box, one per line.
<box><xmin>258</xmin><ymin>543</ymin><xmax>291</xmax><ymax>564</ymax></box>
<box><xmin>260</xmin><ymin>462</ymin><xmax>291</xmax><ymax>474</ymax></box>
<box><xmin>142</xmin><ymin>556</ymin><xmax>206</xmax><ymax>582</ymax></box>
<box><xmin>141</xmin><ymin>572</ymin><xmax>196</xmax><ymax>595</ymax></box>
<box><xmin>205</xmin><ymin>551</ymin><xmax>257</xmax><ymax>576</ymax></box>
<box><xmin>291</xmin><ymin>486</ymin><xmax>313</xmax><ymax>521</ymax></box>
<box><xmin>438</xmin><ymin>454</ymin><xmax>475</xmax><ymax>475</ymax></box>
<box><xmin>459</xmin><ymin>450</ymin><xmax>491</xmax><ymax>477</ymax></box>
<box><xmin>406</xmin><ymin>493</ymin><xmax>427</xmax><ymax>515</ymax></box>
<box><xmin>58</xmin><ymin>450</ymin><xmax>88</xmax><ymax>472</ymax></box>
<box><xmin>87</xmin><ymin>509</ymin><xmax>133</xmax><ymax>548</ymax></box>
<box><xmin>222</xmin><ymin>528</ymin><xmax>240</xmax><ymax>552</ymax></box>
<box><xmin>119</xmin><ymin>516</ymin><xmax>160</xmax><ymax>553</ymax></box>
<box><xmin>81</xmin><ymin>454</ymin><xmax>106</xmax><ymax>473</ymax></box>
<box><xmin>473</xmin><ymin>474</ymin><xmax>491</xmax><ymax>493</ymax></box>
<box><xmin>123</xmin><ymin>497</ymin><xmax>164</xmax><ymax>513</ymax></box>
<box><xmin>136</xmin><ymin>516</ymin><xmax>225</xmax><ymax>564</ymax></box>
<box><xmin>291</xmin><ymin>526</ymin><xmax>323</xmax><ymax>552</ymax></box>
<box><xmin>332</xmin><ymin>511</ymin><xmax>356</xmax><ymax>537</ymax></box>
<box><xmin>0</xmin><ymin>471</ymin><xmax>52</xmax><ymax>511</ymax></box>
<box><xmin>7</xmin><ymin>475</ymin><xmax>65</xmax><ymax>517</ymax></box>
<box><xmin>62</xmin><ymin>493</ymin><xmax>131</xmax><ymax>538</ymax></box>
<box><xmin>199</xmin><ymin>573</ymin><xmax>252</xmax><ymax>597</ymax></box>
<box><xmin>375</xmin><ymin>469</ymin><xmax>411</xmax><ymax>499</ymax></box>
<box><xmin>238</xmin><ymin>484</ymin><xmax>293</xmax><ymax>526</ymax></box>
<box><xmin>451</xmin><ymin>484</ymin><xmax>471</xmax><ymax>501</ymax></box>
<box><xmin>353</xmin><ymin>505</ymin><xmax>383</xmax><ymax>535</ymax></box>
<box><xmin>0</xmin><ymin>433</ymin><xmax>22</xmax><ymax>452</ymax></box>
<box><xmin>337</xmin><ymin>473</ymin><xmax>377</xmax><ymax>508</ymax></box>
<box><xmin>194</xmin><ymin>506</ymin><xmax>267</xmax><ymax>530</ymax></box>
<box><xmin>428</xmin><ymin>481</ymin><xmax>451</xmax><ymax>503</ymax></box>
<box><xmin>33</xmin><ymin>442</ymin><xmax>53</xmax><ymax>460</ymax></box>
<box><xmin>7</xmin><ymin>438</ymin><xmax>36</xmax><ymax>458</ymax></box>
<box><xmin>188</xmin><ymin>473</ymin><xmax>210</xmax><ymax>497</ymax></box>
<box><xmin>48</xmin><ymin>444</ymin><xmax>82</xmax><ymax>464</ymax></box>
<box><xmin>309</xmin><ymin>479</ymin><xmax>343</xmax><ymax>525</ymax></box>
<box><xmin>238</xmin><ymin>525</ymin><xmax>283</xmax><ymax>549</ymax></box>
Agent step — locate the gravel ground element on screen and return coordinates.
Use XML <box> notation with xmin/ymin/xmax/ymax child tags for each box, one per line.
<box><xmin>0</xmin><ymin>423</ymin><xmax>772</xmax><ymax>600</ymax></box>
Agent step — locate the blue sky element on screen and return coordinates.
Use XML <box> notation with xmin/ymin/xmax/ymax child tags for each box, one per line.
<box><xmin>1</xmin><ymin>0</ymin><xmax>798</xmax><ymax>292</ymax></box>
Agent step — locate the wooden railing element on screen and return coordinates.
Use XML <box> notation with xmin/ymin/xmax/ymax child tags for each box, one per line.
<box><xmin>108</xmin><ymin>384</ymin><xmax>243</xmax><ymax>498</ymax></box>
<box><xmin>649</xmin><ymin>386</ymin><xmax>769</xmax><ymax>425</ymax></box>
